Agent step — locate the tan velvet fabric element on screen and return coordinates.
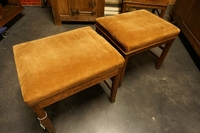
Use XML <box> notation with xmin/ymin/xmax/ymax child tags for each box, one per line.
<box><xmin>13</xmin><ymin>27</ymin><xmax>124</xmax><ymax>106</ymax></box>
<box><xmin>96</xmin><ymin>10</ymin><xmax>180</xmax><ymax>52</ymax></box>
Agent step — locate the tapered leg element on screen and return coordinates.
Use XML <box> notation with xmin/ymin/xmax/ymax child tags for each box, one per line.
<box><xmin>152</xmin><ymin>9</ymin><xmax>156</xmax><ymax>14</ymax></box>
<box><xmin>32</xmin><ymin>105</ymin><xmax>56</xmax><ymax>133</ymax></box>
<box><xmin>121</xmin><ymin>3</ymin><xmax>127</xmax><ymax>13</ymax></box>
<box><xmin>110</xmin><ymin>68</ymin><xmax>123</xmax><ymax>103</ymax></box>
<box><xmin>156</xmin><ymin>39</ymin><xmax>175</xmax><ymax>69</ymax></box>
<box><xmin>160</xmin><ymin>8</ymin><xmax>167</xmax><ymax>18</ymax></box>
<box><xmin>118</xmin><ymin>56</ymin><xmax>129</xmax><ymax>87</ymax></box>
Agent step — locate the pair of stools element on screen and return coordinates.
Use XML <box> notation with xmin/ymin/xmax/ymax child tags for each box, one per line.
<box><xmin>13</xmin><ymin>10</ymin><xmax>180</xmax><ymax>133</ymax></box>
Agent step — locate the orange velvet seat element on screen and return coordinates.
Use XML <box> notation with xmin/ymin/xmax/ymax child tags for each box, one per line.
<box><xmin>95</xmin><ymin>10</ymin><xmax>180</xmax><ymax>86</ymax></box>
<box><xmin>13</xmin><ymin>27</ymin><xmax>124</xmax><ymax>133</ymax></box>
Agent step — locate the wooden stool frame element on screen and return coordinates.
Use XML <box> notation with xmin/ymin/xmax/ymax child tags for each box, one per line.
<box><xmin>13</xmin><ymin>27</ymin><xmax>125</xmax><ymax>133</ymax></box>
<box><xmin>31</xmin><ymin>69</ymin><xmax>122</xmax><ymax>133</ymax></box>
<box><xmin>121</xmin><ymin>0</ymin><xmax>168</xmax><ymax>18</ymax></box>
<box><xmin>95</xmin><ymin>22</ymin><xmax>176</xmax><ymax>86</ymax></box>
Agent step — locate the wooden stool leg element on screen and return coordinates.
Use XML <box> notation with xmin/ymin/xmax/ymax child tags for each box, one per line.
<box><xmin>110</xmin><ymin>68</ymin><xmax>123</xmax><ymax>102</ymax></box>
<box><xmin>32</xmin><ymin>105</ymin><xmax>56</xmax><ymax>133</ymax></box>
<box><xmin>152</xmin><ymin>9</ymin><xmax>156</xmax><ymax>14</ymax></box>
<box><xmin>118</xmin><ymin>56</ymin><xmax>129</xmax><ymax>87</ymax></box>
<box><xmin>155</xmin><ymin>39</ymin><xmax>175</xmax><ymax>69</ymax></box>
<box><xmin>160</xmin><ymin>8</ymin><xmax>167</xmax><ymax>18</ymax></box>
<box><xmin>121</xmin><ymin>3</ymin><xmax>127</xmax><ymax>13</ymax></box>
<box><xmin>152</xmin><ymin>8</ymin><xmax>166</xmax><ymax>18</ymax></box>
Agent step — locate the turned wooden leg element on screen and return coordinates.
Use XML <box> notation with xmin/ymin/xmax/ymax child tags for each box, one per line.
<box><xmin>155</xmin><ymin>39</ymin><xmax>175</xmax><ymax>69</ymax></box>
<box><xmin>31</xmin><ymin>105</ymin><xmax>56</xmax><ymax>133</ymax></box>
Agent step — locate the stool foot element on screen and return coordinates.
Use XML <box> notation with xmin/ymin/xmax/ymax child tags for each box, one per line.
<box><xmin>155</xmin><ymin>66</ymin><xmax>160</xmax><ymax>70</ymax></box>
<box><xmin>110</xmin><ymin>99</ymin><xmax>115</xmax><ymax>103</ymax></box>
<box><xmin>110</xmin><ymin>69</ymin><xmax>122</xmax><ymax>102</ymax></box>
<box><xmin>32</xmin><ymin>105</ymin><xmax>56</xmax><ymax>133</ymax></box>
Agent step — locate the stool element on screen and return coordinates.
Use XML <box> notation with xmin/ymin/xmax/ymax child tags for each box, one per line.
<box><xmin>13</xmin><ymin>27</ymin><xmax>124</xmax><ymax>133</ymax></box>
<box><xmin>95</xmin><ymin>10</ymin><xmax>180</xmax><ymax>86</ymax></box>
<box><xmin>122</xmin><ymin>0</ymin><xmax>169</xmax><ymax>18</ymax></box>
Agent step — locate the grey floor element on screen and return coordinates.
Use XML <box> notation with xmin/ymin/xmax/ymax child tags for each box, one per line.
<box><xmin>1</xmin><ymin>6</ymin><xmax>200</xmax><ymax>133</ymax></box>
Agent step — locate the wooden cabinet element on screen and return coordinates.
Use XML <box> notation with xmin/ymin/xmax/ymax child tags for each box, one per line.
<box><xmin>170</xmin><ymin>0</ymin><xmax>200</xmax><ymax>57</ymax></box>
<box><xmin>0</xmin><ymin>0</ymin><xmax>24</xmax><ymax>27</ymax></box>
<box><xmin>50</xmin><ymin>0</ymin><xmax>105</xmax><ymax>25</ymax></box>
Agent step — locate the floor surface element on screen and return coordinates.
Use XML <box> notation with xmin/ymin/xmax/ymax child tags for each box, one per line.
<box><xmin>0</xmin><ymin>6</ymin><xmax>200</xmax><ymax>133</ymax></box>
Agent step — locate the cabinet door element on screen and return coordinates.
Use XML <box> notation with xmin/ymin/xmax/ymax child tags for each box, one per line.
<box><xmin>183</xmin><ymin>0</ymin><xmax>200</xmax><ymax>56</ymax></box>
<box><xmin>57</xmin><ymin>0</ymin><xmax>97</xmax><ymax>16</ymax></box>
<box><xmin>171</xmin><ymin>0</ymin><xmax>192</xmax><ymax>20</ymax></box>
<box><xmin>57</xmin><ymin>0</ymin><xmax>70</xmax><ymax>16</ymax></box>
<box><xmin>69</xmin><ymin>0</ymin><xmax>97</xmax><ymax>16</ymax></box>
<box><xmin>0</xmin><ymin>4</ymin><xmax>5</xmax><ymax>20</ymax></box>
<box><xmin>58</xmin><ymin>0</ymin><xmax>98</xmax><ymax>21</ymax></box>
<box><xmin>171</xmin><ymin>0</ymin><xmax>200</xmax><ymax>56</ymax></box>
<box><xmin>51</xmin><ymin>0</ymin><xmax>104</xmax><ymax>24</ymax></box>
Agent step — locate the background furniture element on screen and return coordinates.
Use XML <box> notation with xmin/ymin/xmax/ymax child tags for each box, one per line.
<box><xmin>0</xmin><ymin>0</ymin><xmax>24</xmax><ymax>27</ymax></box>
<box><xmin>50</xmin><ymin>0</ymin><xmax>105</xmax><ymax>25</ymax></box>
<box><xmin>121</xmin><ymin>0</ymin><xmax>169</xmax><ymax>18</ymax></box>
<box><xmin>170</xmin><ymin>0</ymin><xmax>200</xmax><ymax>57</ymax></box>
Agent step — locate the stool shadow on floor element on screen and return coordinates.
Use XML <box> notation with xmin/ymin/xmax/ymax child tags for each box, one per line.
<box><xmin>45</xmin><ymin>84</ymin><xmax>111</xmax><ymax>120</ymax></box>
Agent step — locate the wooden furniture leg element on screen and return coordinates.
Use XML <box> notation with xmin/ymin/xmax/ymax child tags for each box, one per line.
<box><xmin>50</xmin><ymin>0</ymin><xmax>62</xmax><ymax>26</ymax></box>
<box><xmin>95</xmin><ymin>10</ymin><xmax>180</xmax><ymax>86</ymax></box>
<box><xmin>118</xmin><ymin>56</ymin><xmax>129</xmax><ymax>87</ymax></box>
<box><xmin>32</xmin><ymin>105</ymin><xmax>56</xmax><ymax>133</ymax></box>
<box><xmin>156</xmin><ymin>39</ymin><xmax>175</xmax><ymax>69</ymax></box>
<box><xmin>110</xmin><ymin>69</ymin><xmax>122</xmax><ymax>102</ymax></box>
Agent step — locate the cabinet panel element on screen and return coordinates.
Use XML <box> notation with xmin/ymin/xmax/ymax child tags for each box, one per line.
<box><xmin>68</xmin><ymin>0</ymin><xmax>97</xmax><ymax>18</ymax></box>
<box><xmin>0</xmin><ymin>4</ymin><xmax>5</xmax><ymax>19</ymax></box>
<box><xmin>57</xmin><ymin>0</ymin><xmax>70</xmax><ymax>15</ymax></box>
<box><xmin>70</xmin><ymin>0</ymin><xmax>97</xmax><ymax>13</ymax></box>
<box><xmin>171</xmin><ymin>0</ymin><xmax>200</xmax><ymax>57</ymax></box>
<box><xmin>171</xmin><ymin>0</ymin><xmax>192</xmax><ymax>20</ymax></box>
<box><xmin>184</xmin><ymin>0</ymin><xmax>200</xmax><ymax>45</ymax></box>
<box><xmin>0</xmin><ymin>1</ymin><xmax>24</xmax><ymax>27</ymax></box>
<box><xmin>50</xmin><ymin>0</ymin><xmax>105</xmax><ymax>25</ymax></box>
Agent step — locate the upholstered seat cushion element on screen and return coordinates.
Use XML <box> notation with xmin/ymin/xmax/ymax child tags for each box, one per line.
<box><xmin>96</xmin><ymin>10</ymin><xmax>180</xmax><ymax>53</ymax></box>
<box><xmin>13</xmin><ymin>27</ymin><xmax>124</xmax><ymax>106</ymax></box>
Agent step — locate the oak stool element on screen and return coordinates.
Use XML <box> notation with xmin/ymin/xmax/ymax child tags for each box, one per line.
<box><xmin>13</xmin><ymin>27</ymin><xmax>124</xmax><ymax>133</ymax></box>
<box><xmin>95</xmin><ymin>10</ymin><xmax>180</xmax><ymax>86</ymax></box>
<box><xmin>121</xmin><ymin>0</ymin><xmax>169</xmax><ymax>18</ymax></box>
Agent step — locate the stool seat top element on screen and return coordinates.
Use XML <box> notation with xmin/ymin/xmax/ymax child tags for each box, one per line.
<box><xmin>13</xmin><ymin>27</ymin><xmax>124</xmax><ymax>106</ymax></box>
<box><xmin>96</xmin><ymin>10</ymin><xmax>180</xmax><ymax>53</ymax></box>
